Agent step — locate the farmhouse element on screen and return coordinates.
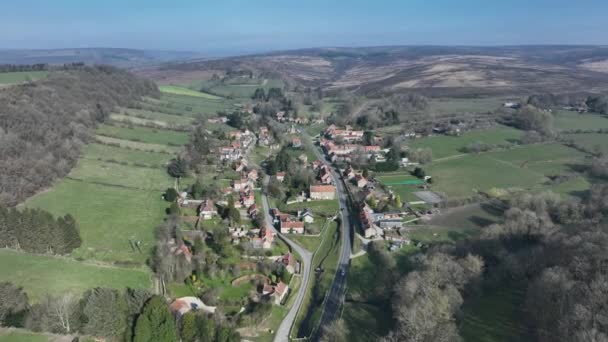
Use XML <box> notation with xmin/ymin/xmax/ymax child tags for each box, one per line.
<box><xmin>280</xmin><ymin>220</ymin><xmax>305</xmax><ymax>234</ymax></box>
<box><xmin>274</xmin><ymin>281</ymin><xmax>289</xmax><ymax>304</ymax></box>
<box><xmin>198</xmin><ymin>200</ymin><xmax>216</xmax><ymax>220</ymax></box>
<box><xmin>240</xmin><ymin>192</ymin><xmax>255</xmax><ymax>207</ymax></box>
<box><xmin>276</xmin><ymin>172</ymin><xmax>286</xmax><ymax>183</ymax></box>
<box><xmin>280</xmin><ymin>252</ymin><xmax>298</xmax><ymax>274</ymax></box>
<box><xmin>291</xmin><ymin>137</ymin><xmax>302</xmax><ymax>148</ymax></box>
<box><xmin>354</xmin><ymin>174</ymin><xmax>368</xmax><ymax>188</ymax></box>
<box><xmin>232</xmin><ymin>178</ymin><xmax>250</xmax><ymax>191</ymax></box>
<box><xmin>310</xmin><ymin>185</ymin><xmax>336</xmax><ymax>200</ymax></box>
<box><xmin>298</xmin><ymin>208</ymin><xmax>314</xmax><ymax>223</ymax></box>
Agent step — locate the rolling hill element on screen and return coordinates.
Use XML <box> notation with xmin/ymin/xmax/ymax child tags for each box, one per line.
<box><xmin>137</xmin><ymin>45</ymin><xmax>608</xmax><ymax>97</ymax></box>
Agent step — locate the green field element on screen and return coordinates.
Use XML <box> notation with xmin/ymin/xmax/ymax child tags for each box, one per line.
<box><xmin>97</xmin><ymin>123</ymin><xmax>190</xmax><ymax>145</ymax></box>
<box><xmin>191</xmin><ymin>78</ymin><xmax>284</xmax><ymax>98</ymax></box>
<box><xmin>25</xmin><ymin>177</ymin><xmax>168</xmax><ymax>263</ymax></box>
<box><xmin>159</xmin><ymin>85</ymin><xmax>223</xmax><ymax>99</ymax></box>
<box><xmin>159</xmin><ymin>93</ymin><xmax>238</xmax><ymax>114</ymax></box>
<box><xmin>0</xmin><ymin>249</ymin><xmax>151</xmax><ymax>302</ymax></box>
<box><xmin>409</xmin><ymin>126</ymin><xmax>522</xmax><ymax>159</ymax></box>
<box><xmin>95</xmin><ymin>135</ymin><xmax>178</xmax><ymax>154</ymax></box>
<box><xmin>117</xmin><ymin>108</ymin><xmax>195</xmax><ymax>126</ymax></box>
<box><xmin>0</xmin><ymin>71</ymin><xmax>48</xmax><ymax>84</ymax></box>
<box><xmin>563</xmin><ymin>133</ymin><xmax>608</xmax><ymax>154</ymax></box>
<box><xmin>426</xmin><ymin>143</ymin><xmax>587</xmax><ymax>199</ymax></box>
<box><xmin>294</xmin><ymin>221</ymin><xmax>340</xmax><ymax>338</ymax></box>
<box><xmin>286</xmin><ymin>200</ymin><xmax>339</xmax><ymax>218</ymax></box>
<box><xmin>342</xmin><ymin>302</ymin><xmax>393</xmax><ymax>342</ymax></box>
<box><xmin>427</xmin><ymin>97</ymin><xmax>506</xmax><ymax>115</ymax></box>
<box><xmin>377</xmin><ymin>173</ymin><xmax>425</xmax><ymax>203</ymax></box>
<box><xmin>461</xmin><ymin>283</ymin><xmax>530</xmax><ymax>342</ymax></box>
<box><xmin>67</xmin><ymin>158</ymin><xmax>172</xmax><ymax>191</ymax></box>
<box><xmin>82</xmin><ymin>143</ymin><xmax>170</xmax><ymax>167</ymax></box>
<box><xmin>553</xmin><ymin>110</ymin><xmax>608</xmax><ymax>131</ymax></box>
<box><xmin>0</xmin><ymin>330</ymin><xmax>51</xmax><ymax>342</ymax></box>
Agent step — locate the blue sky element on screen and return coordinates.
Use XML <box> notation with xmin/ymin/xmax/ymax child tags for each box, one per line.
<box><xmin>1</xmin><ymin>0</ymin><xmax>605</xmax><ymax>55</ymax></box>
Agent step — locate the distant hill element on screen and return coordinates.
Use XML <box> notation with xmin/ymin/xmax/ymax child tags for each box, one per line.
<box><xmin>137</xmin><ymin>45</ymin><xmax>608</xmax><ymax>97</ymax></box>
<box><xmin>0</xmin><ymin>48</ymin><xmax>201</xmax><ymax>68</ymax></box>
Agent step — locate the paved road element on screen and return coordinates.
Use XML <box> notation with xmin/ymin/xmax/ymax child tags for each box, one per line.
<box><xmin>305</xmin><ymin>134</ymin><xmax>354</xmax><ymax>340</ymax></box>
<box><xmin>262</xmin><ymin>176</ymin><xmax>313</xmax><ymax>342</ymax></box>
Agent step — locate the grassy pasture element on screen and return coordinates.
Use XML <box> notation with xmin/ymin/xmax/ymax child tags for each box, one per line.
<box><xmin>427</xmin><ymin>97</ymin><xmax>506</xmax><ymax>114</ymax></box>
<box><xmin>0</xmin><ymin>249</ymin><xmax>151</xmax><ymax>302</ymax></box>
<box><xmin>426</xmin><ymin>143</ymin><xmax>587</xmax><ymax>199</ymax></box>
<box><xmin>563</xmin><ymin>133</ymin><xmax>608</xmax><ymax>154</ymax></box>
<box><xmin>0</xmin><ymin>329</ymin><xmax>52</xmax><ymax>342</ymax></box>
<box><xmin>95</xmin><ymin>135</ymin><xmax>178</xmax><ymax>154</ymax></box>
<box><xmin>409</xmin><ymin>126</ymin><xmax>522</xmax><ymax>159</ymax></box>
<box><xmin>159</xmin><ymin>85</ymin><xmax>222</xmax><ymax>99</ymax></box>
<box><xmin>67</xmin><ymin>159</ymin><xmax>172</xmax><ymax>191</ymax></box>
<box><xmin>192</xmin><ymin>78</ymin><xmax>283</xmax><ymax>98</ymax></box>
<box><xmin>377</xmin><ymin>173</ymin><xmax>425</xmax><ymax>203</ymax></box>
<box><xmin>427</xmin><ymin>154</ymin><xmax>541</xmax><ymax>199</ymax></box>
<box><xmin>25</xmin><ymin>177</ymin><xmax>168</xmax><ymax>263</ymax></box>
<box><xmin>97</xmin><ymin>123</ymin><xmax>190</xmax><ymax>145</ymax></box>
<box><xmin>82</xmin><ymin>143</ymin><xmax>170</xmax><ymax>167</ymax></box>
<box><xmin>159</xmin><ymin>93</ymin><xmax>238</xmax><ymax>114</ymax></box>
<box><xmin>0</xmin><ymin>71</ymin><xmax>48</xmax><ymax>84</ymax></box>
<box><xmin>118</xmin><ymin>108</ymin><xmax>194</xmax><ymax>125</ymax></box>
<box><xmin>553</xmin><ymin>110</ymin><xmax>608</xmax><ymax>131</ymax></box>
<box><xmin>286</xmin><ymin>200</ymin><xmax>339</xmax><ymax>218</ymax></box>
<box><xmin>343</xmin><ymin>302</ymin><xmax>393</xmax><ymax>342</ymax></box>
<box><xmin>461</xmin><ymin>283</ymin><xmax>530</xmax><ymax>342</ymax></box>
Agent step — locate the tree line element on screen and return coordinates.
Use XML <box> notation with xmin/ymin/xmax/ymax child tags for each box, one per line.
<box><xmin>0</xmin><ymin>205</ymin><xmax>81</xmax><ymax>255</ymax></box>
<box><xmin>0</xmin><ymin>283</ymin><xmax>239</xmax><ymax>342</ymax></box>
<box><xmin>0</xmin><ymin>65</ymin><xmax>159</xmax><ymax>206</ymax></box>
<box><xmin>379</xmin><ymin>185</ymin><xmax>608</xmax><ymax>342</ymax></box>
<box><xmin>0</xmin><ymin>64</ymin><xmax>48</xmax><ymax>73</ymax></box>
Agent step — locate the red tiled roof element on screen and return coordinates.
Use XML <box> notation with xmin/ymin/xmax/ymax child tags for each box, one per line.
<box><xmin>275</xmin><ymin>281</ymin><xmax>288</xmax><ymax>296</ymax></box>
<box><xmin>310</xmin><ymin>185</ymin><xmax>336</xmax><ymax>193</ymax></box>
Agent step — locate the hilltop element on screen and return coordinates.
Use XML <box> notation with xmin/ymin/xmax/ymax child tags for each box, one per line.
<box><xmin>137</xmin><ymin>45</ymin><xmax>608</xmax><ymax>97</ymax></box>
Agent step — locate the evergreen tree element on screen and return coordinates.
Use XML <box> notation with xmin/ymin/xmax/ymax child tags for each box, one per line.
<box><xmin>179</xmin><ymin>312</ymin><xmax>198</xmax><ymax>342</ymax></box>
<box><xmin>133</xmin><ymin>296</ymin><xmax>177</xmax><ymax>342</ymax></box>
<box><xmin>167</xmin><ymin>157</ymin><xmax>188</xmax><ymax>178</ymax></box>
<box><xmin>191</xmin><ymin>180</ymin><xmax>204</xmax><ymax>199</ymax></box>
<box><xmin>197</xmin><ymin>314</ymin><xmax>215</xmax><ymax>341</ymax></box>
<box><xmin>81</xmin><ymin>288</ymin><xmax>129</xmax><ymax>339</ymax></box>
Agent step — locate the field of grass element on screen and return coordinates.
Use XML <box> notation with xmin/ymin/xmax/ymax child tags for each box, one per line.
<box><xmin>159</xmin><ymin>85</ymin><xmax>222</xmax><ymax>99</ymax></box>
<box><xmin>294</xmin><ymin>221</ymin><xmax>340</xmax><ymax>338</ymax></box>
<box><xmin>376</xmin><ymin>173</ymin><xmax>424</xmax><ymax>203</ymax></box>
<box><xmin>0</xmin><ymin>249</ymin><xmax>151</xmax><ymax>302</ymax></box>
<box><xmin>0</xmin><ymin>329</ymin><xmax>52</xmax><ymax>342</ymax></box>
<box><xmin>426</xmin><ymin>143</ymin><xmax>587</xmax><ymax>199</ymax></box>
<box><xmin>82</xmin><ymin>143</ymin><xmax>170</xmax><ymax>167</ymax></box>
<box><xmin>427</xmin><ymin>97</ymin><xmax>506</xmax><ymax>115</ymax></box>
<box><xmin>409</xmin><ymin>126</ymin><xmax>522</xmax><ymax>159</ymax></box>
<box><xmin>192</xmin><ymin>78</ymin><xmax>283</xmax><ymax>98</ymax></box>
<box><xmin>553</xmin><ymin>110</ymin><xmax>608</xmax><ymax>131</ymax></box>
<box><xmin>26</xmin><ymin>113</ymin><xmax>179</xmax><ymax>263</ymax></box>
<box><xmin>95</xmin><ymin>135</ymin><xmax>178</xmax><ymax>154</ymax></box>
<box><xmin>342</xmin><ymin>302</ymin><xmax>393</xmax><ymax>342</ymax></box>
<box><xmin>67</xmin><ymin>158</ymin><xmax>172</xmax><ymax>191</ymax></box>
<box><xmin>118</xmin><ymin>108</ymin><xmax>195</xmax><ymax>126</ymax></box>
<box><xmin>25</xmin><ymin>177</ymin><xmax>168</xmax><ymax>263</ymax></box>
<box><xmin>97</xmin><ymin>123</ymin><xmax>190</xmax><ymax>145</ymax></box>
<box><xmin>427</xmin><ymin>203</ymin><xmax>502</xmax><ymax>231</ymax></box>
<box><xmin>286</xmin><ymin>200</ymin><xmax>339</xmax><ymax>218</ymax></box>
<box><xmin>159</xmin><ymin>93</ymin><xmax>238</xmax><ymax>114</ymax></box>
<box><xmin>563</xmin><ymin>133</ymin><xmax>608</xmax><ymax>154</ymax></box>
<box><xmin>0</xmin><ymin>71</ymin><xmax>48</xmax><ymax>84</ymax></box>
<box><xmin>461</xmin><ymin>283</ymin><xmax>530</xmax><ymax>342</ymax></box>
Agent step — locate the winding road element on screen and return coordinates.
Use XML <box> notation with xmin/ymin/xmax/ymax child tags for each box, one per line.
<box><xmin>264</xmin><ymin>132</ymin><xmax>354</xmax><ymax>342</ymax></box>
<box><xmin>306</xmin><ymin>133</ymin><xmax>354</xmax><ymax>340</ymax></box>
<box><xmin>261</xmin><ymin>176</ymin><xmax>313</xmax><ymax>342</ymax></box>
